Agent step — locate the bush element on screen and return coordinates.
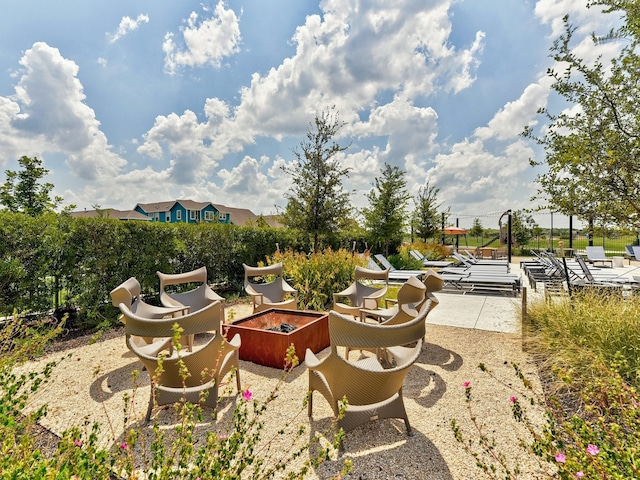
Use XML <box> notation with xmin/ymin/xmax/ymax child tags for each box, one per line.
<box><xmin>269</xmin><ymin>248</ymin><xmax>366</xmax><ymax>311</ymax></box>
<box><xmin>451</xmin><ymin>291</ymin><xmax>640</xmax><ymax>479</ymax></box>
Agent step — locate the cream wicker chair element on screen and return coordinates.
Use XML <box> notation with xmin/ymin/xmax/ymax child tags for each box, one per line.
<box><xmin>333</xmin><ymin>266</ymin><xmax>389</xmax><ymax>318</ymax></box>
<box><xmin>305</xmin><ymin>303</ymin><xmax>430</xmax><ymax>444</ymax></box>
<box><xmin>157</xmin><ymin>266</ymin><xmax>225</xmax><ymax>313</ymax></box>
<box><xmin>110</xmin><ymin>277</ymin><xmax>187</xmax><ymax>356</ymax></box>
<box><xmin>117</xmin><ymin>299</ymin><xmax>240</xmax><ymax>423</ymax></box>
<box><xmin>242</xmin><ymin>262</ymin><xmax>298</xmax><ymax>313</ymax></box>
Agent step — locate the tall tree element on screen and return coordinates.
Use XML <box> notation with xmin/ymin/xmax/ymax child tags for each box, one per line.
<box><xmin>282</xmin><ymin>108</ymin><xmax>352</xmax><ymax>251</ymax></box>
<box><xmin>469</xmin><ymin>218</ymin><xmax>484</xmax><ymax>240</ymax></box>
<box><xmin>411</xmin><ymin>182</ymin><xmax>442</xmax><ymax>242</ymax></box>
<box><xmin>362</xmin><ymin>163</ymin><xmax>411</xmax><ymax>256</ymax></box>
<box><xmin>523</xmin><ymin>4</ymin><xmax>640</xmax><ymax>228</ymax></box>
<box><xmin>1</xmin><ymin>156</ymin><xmax>64</xmax><ymax>216</ymax></box>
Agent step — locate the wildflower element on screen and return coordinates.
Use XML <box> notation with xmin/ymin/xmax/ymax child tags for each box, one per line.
<box><xmin>509</xmin><ymin>396</ymin><xmax>516</xmax><ymax>403</ymax></box>
<box><xmin>119</xmin><ymin>442</ymin><xmax>129</xmax><ymax>450</ymax></box>
<box><xmin>243</xmin><ymin>389</ymin><xmax>253</xmax><ymax>401</ymax></box>
<box><xmin>555</xmin><ymin>453</ymin><xmax>566</xmax><ymax>463</ymax></box>
<box><xmin>587</xmin><ymin>444</ymin><xmax>599</xmax><ymax>456</ymax></box>
<box><xmin>73</xmin><ymin>440</ymin><xmax>82</xmax><ymax>447</ymax></box>
<box><xmin>576</xmin><ymin>472</ymin><xmax>584</xmax><ymax>478</ymax></box>
<box><xmin>463</xmin><ymin>381</ymin><xmax>470</xmax><ymax>387</ymax></box>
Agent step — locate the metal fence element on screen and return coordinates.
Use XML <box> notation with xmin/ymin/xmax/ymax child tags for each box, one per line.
<box><xmin>443</xmin><ymin>210</ymin><xmax>639</xmax><ymax>256</ymax></box>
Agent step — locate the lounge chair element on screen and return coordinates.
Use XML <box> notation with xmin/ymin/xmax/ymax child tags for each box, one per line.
<box><xmin>118</xmin><ymin>299</ymin><xmax>241</xmax><ymax>423</ymax></box>
<box><xmin>243</xmin><ymin>262</ymin><xmax>298</xmax><ymax>313</ymax></box>
<box><xmin>373</xmin><ymin>254</ymin><xmax>426</xmax><ymax>281</ymax></box>
<box><xmin>410</xmin><ymin>250</ymin><xmax>453</xmax><ymax>268</ymax></box>
<box><xmin>333</xmin><ymin>265</ymin><xmax>389</xmax><ymax>318</ymax></box>
<box><xmin>584</xmin><ymin>246</ymin><xmax>613</xmax><ymax>267</ymax></box>
<box><xmin>306</xmin><ymin>304</ymin><xmax>430</xmax><ymax>444</ymax></box>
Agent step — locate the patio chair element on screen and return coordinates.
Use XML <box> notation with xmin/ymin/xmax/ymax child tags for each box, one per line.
<box><xmin>110</xmin><ymin>277</ymin><xmax>188</xmax><ymax>356</ymax></box>
<box><xmin>333</xmin><ymin>265</ymin><xmax>389</xmax><ymax>317</ymax></box>
<box><xmin>360</xmin><ymin>270</ymin><xmax>444</xmax><ymax>324</ymax></box>
<box><xmin>306</xmin><ymin>304</ymin><xmax>429</xmax><ymax>443</ymax></box>
<box><xmin>584</xmin><ymin>246</ymin><xmax>613</xmax><ymax>267</ymax></box>
<box><xmin>157</xmin><ymin>266</ymin><xmax>225</xmax><ymax>314</ymax></box>
<box><xmin>118</xmin><ymin>299</ymin><xmax>241</xmax><ymax>423</ymax></box>
<box><xmin>243</xmin><ymin>262</ymin><xmax>298</xmax><ymax>313</ymax></box>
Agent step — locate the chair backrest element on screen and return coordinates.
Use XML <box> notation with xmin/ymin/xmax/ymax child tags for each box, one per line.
<box><xmin>373</xmin><ymin>254</ymin><xmax>395</xmax><ymax>271</ymax></box>
<box><xmin>243</xmin><ymin>263</ymin><xmax>292</xmax><ymax>303</ymax></box>
<box><xmin>585</xmin><ymin>246</ymin><xmax>606</xmax><ymax>259</ymax></box>
<box><xmin>574</xmin><ymin>255</ymin><xmax>596</xmax><ymax>282</ymax></box>
<box><xmin>329</xmin><ymin>303</ymin><xmax>428</xmax><ymax>351</ymax></box>
<box><xmin>119</xmin><ymin>299</ymin><xmax>222</xmax><ymax>338</ymax></box>
<box><xmin>633</xmin><ymin>246</ymin><xmax>640</xmax><ymax>261</ymax></box>
<box><xmin>110</xmin><ymin>277</ymin><xmax>141</xmax><ymax>308</ymax></box>
<box><xmin>626</xmin><ymin>245</ymin><xmax>635</xmax><ymax>256</ymax></box>
<box><xmin>353</xmin><ymin>266</ymin><xmax>389</xmax><ymax>305</ymax></box>
<box><xmin>157</xmin><ymin>266</ymin><xmax>221</xmax><ymax>311</ymax></box>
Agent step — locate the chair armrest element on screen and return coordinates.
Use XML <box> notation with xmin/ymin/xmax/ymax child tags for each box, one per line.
<box><xmin>305</xmin><ymin>349</ymin><xmax>322</xmax><ymax>369</ymax></box>
<box><xmin>384</xmin><ymin>298</ymin><xmax>398</xmax><ymax>308</ymax></box>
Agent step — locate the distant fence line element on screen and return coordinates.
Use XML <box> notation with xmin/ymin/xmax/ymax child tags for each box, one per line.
<box><xmin>445</xmin><ymin>210</ymin><xmax>640</xmax><ymax>255</ymax></box>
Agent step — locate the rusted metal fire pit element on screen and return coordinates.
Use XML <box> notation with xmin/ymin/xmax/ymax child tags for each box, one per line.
<box><xmin>223</xmin><ymin>309</ymin><xmax>329</xmax><ymax>369</ymax></box>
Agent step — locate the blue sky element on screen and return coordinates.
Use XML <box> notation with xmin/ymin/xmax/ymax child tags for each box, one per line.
<box><xmin>0</xmin><ymin>0</ymin><xmax>622</xmax><ymax>229</ymax></box>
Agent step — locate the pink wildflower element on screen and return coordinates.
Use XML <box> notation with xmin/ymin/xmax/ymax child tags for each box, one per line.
<box><xmin>73</xmin><ymin>440</ymin><xmax>83</xmax><ymax>447</ymax></box>
<box><xmin>243</xmin><ymin>389</ymin><xmax>253</xmax><ymax>401</ymax></box>
<box><xmin>576</xmin><ymin>472</ymin><xmax>584</xmax><ymax>478</ymax></box>
<box><xmin>587</xmin><ymin>444</ymin><xmax>599</xmax><ymax>456</ymax></box>
<box><xmin>463</xmin><ymin>381</ymin><xmax>470</xmax><ymax>387</ymax></box>
<box><xmin>555</xmin><ymin>453</ymin><xmax>566</xmax><ymax>463</ymax></box>
<box><xmin>509</xmin><ymin>396</ymin><xmax>516</xmax><ymax>403</ymax></box>
<box><xmin>119</xmin><ymin>442</ymin><xmax>129</xmax><ymax>450</ymax></box>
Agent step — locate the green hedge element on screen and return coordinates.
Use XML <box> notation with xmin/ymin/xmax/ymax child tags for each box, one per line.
<box><xmin>1</xmin><ymin>211</ymin><xmax>373</xmax><ymax>327</ymax></box>
<box><xmin>0</xmin><ymin>211</ymin><xmax>312</xmax><ymax>325</ymax></box>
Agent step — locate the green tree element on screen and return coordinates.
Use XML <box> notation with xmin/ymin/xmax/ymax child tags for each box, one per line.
<box><xmin>511</xmin><ymin>210</ymin><xmax>537</xmax><ymax>247</ymax></box>
<box><xmin>469</xmin><ymin>218</ymin><xmax>483</xmax><ymax>240</ymax></box>
<box><xmin>411</xmin><ymin>182</ymin><xmax>442</xmax><ymax>242</ymax></box>
<box><xmin>362</xmin><ymin>163</ymin><xmax>411</xmax><ymax>256</ymax></box>
<box><xmin>523</xmin><ymin>4</ymin><xmax>640</xmax><ymax>228</ymax></box>
<box><xmin>282</xmin><ymin>108</ymin><xmax>352</xmax><ymax>251</ymax></box>
<box><xmin>0</xmin><ymin>156</ymin><xmax>66</xmax><ymax>216</ymax></box>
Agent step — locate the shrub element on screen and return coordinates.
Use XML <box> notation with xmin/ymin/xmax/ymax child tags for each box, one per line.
<box><xmin>269</xmin><ymin>248</ymin><xmax>366</xmax><ymax>310</ymax></box>
<box><xmin>452</xmin><ymin>291</ymin><xmax>640</xmax><ymax>479</ymax></box>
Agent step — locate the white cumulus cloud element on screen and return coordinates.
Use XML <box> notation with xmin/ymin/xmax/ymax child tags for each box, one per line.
<box><xmin>109</xmin><ymin>14</ymin><xmax>150</xmax><ymax>44</ymax></box>
<box><xmin>163</xmin><ymin>1</ymin><xmax>241</xmax><ymax>74</ymax></box>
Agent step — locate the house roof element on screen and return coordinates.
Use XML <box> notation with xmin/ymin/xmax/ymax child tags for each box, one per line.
<box><xmin>135</xmin><ymin>200</ymin><xmax>177</xmax><ymax>213</ymax></box>
<box><xmin>70</xmin><ymin>209</ymin><xmax>151</xmax><ymax>221</ymax></box>
<box><xmin>212</xmin><ymin>204</ymin><xmax>258</xmax><ymax>225</ymax></box>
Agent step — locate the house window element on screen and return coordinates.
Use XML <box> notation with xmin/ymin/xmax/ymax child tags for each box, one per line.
<box><xmin>176</xmin><ymin>210</ymin><xmax>182</xmax><ymax>221</ymax></box>
<box><xmin>218</xmin><ymin>213</ymin><xmax>226</xmax><ymax>221</ymax></box>
<box><xmin>204</xmin><ymin>211</ymin><xmax>214</xmax><ymax>221</ymax></box>
<box><xmin>153</xmin><ymin>213</ymin><xmax>160</xmax><ymax>221</ymax></box>
<box><xmin>166</xmin><ymin>213</ymin><xmax>171</xmax><ymax>222</ymax></box>
<box><xmin>189</xmin><ymin>210</ymin><xmax>198</xmax><ymax>220</ymax></box>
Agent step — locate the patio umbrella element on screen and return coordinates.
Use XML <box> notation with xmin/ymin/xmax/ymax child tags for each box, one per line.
<box><xmin>443</xmin><ymin>226</ymin><xmax>468</xmax><ymax>235</ymax></box>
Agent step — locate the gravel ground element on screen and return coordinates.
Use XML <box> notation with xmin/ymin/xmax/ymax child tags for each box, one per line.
<box><xmin>19</xmin><ymin>302</ymin><xmax>549</xmax><ymax>479</ymax></box>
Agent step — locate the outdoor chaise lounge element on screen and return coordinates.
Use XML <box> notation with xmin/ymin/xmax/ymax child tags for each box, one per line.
<box><xmin>585</xmin><ymin>246</ymin><xmax>613</xmax><ymax>267</ymax></box>
<box><xmin>117</xmin><ymin>299</ymin><xmax>240</xmax><ymax>423</ymax></box>
<box><xmin>373</xmin><ymin>254</ymin><xmax>426</xmax><ymax>281</ymax></box>
<box><xmin>306</xmin><ymin>303</ymin><xmax>431</xmax><ymax>445</ymax></box>
<box><xmin>409</xmin><ymin>250</ymin><xmax>453</xmax><ymax>268</ymax></box>
<box><xmin>243</xmin><ymin>262</ymin><xmax>298</xmax><ymax>313</ymax></box>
